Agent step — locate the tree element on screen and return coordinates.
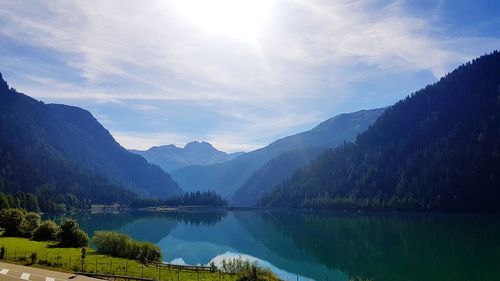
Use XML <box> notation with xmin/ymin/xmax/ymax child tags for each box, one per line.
<box><xmin>20</xmin><ymin>212</ymin><xmax>41</xmax><ymax>237</ymax></box>
<box><xmin>0</xmin><ymin>193</ymin><xmax>9</xmax><ymax>209</ymax></box>
<box><xmin>57</xmin><ymin>220</ymin><xmax>89</xmax><ymax>247</ymax></box>
<box><xmin>0</xmin><ymin>208</ymin><xmax>26</xmax><ymax>236</ymax></box>
<box><xmin>32</xmin><ymin>220</ymin><xmax>60</xmax><ymax>241</ymax></box>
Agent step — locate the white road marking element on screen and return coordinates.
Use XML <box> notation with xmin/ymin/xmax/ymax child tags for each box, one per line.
<box><xmin>0</xmin><ymin>268</ymin><xmax>9</xmax><ymax>274</ymax></box>
<box><xmin>20</xmin><ymin>272</ymin><xmax>31</xmax><ymax>280</ymax></box>
<box><xmin>46</xmin><ymin>278</ymin><xmax>55</xmax><ymax>281</ymax></box>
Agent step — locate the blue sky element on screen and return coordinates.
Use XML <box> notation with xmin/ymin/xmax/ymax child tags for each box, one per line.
<box><xmin>1</xmin><ymin>0</ymin><xmax>499</xmax><ymax>152</ymax></box>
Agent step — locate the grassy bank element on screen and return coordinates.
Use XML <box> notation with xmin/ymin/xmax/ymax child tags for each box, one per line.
<box><xmin>0</xmin><ymin>236</ymin><xmax>238</xmax><ymax>281</ymax></box>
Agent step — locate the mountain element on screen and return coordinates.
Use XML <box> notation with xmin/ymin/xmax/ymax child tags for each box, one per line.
<box><xmin>0</xmin><ymin>73</ymin><xmax>181</xmax><ymax>211</ymax></box>
<box><xmin>232</xmin><ymin>109</ymin><xmax>387</xmax><ymax>205</ymax></box>
<box><xmin>231</xmin><ymin>147</ymin><xmax>325</xmax><ymax>206</ymax></box>
<box><xmin>130</xmin><ymin>141</ymin><xmax>243</xmax><ymax>172</ymax></box>
<box><xmin>171</xmin><ymin>108</ymin><xmax>385</xmax><ymax>197</ymax></box>
<box><xmin>259</xmin><ymin>51</ymin><xmax>500</xmax><ymax>211</ymax></box>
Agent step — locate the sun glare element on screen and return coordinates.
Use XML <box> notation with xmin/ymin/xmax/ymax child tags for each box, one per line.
<box><xmin>174</xmin><ymin>0</ymin><xmax>273</xmax><ymax>43</ymax></box>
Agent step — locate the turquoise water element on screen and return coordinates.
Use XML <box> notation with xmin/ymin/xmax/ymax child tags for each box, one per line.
<box><xmin>66</xmin><ymin>211</ymin><xmax>500</xmax><ymax>281</ymax></box>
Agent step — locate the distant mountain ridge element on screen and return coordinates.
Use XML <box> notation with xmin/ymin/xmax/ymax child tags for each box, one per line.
<box><xmin>0</xmin><ymin>73</ymin><xmax>181</xmax><ymax>210</ymax></box>
<box><xmin>131</xmin><ymin>141</ymin><xmax>243</xmax><ymax>172</ymax></box>
<box><xmin>171</xmin><ymin>108</ymin><xmax>385</xmax><ymax>197</ymax></box>
<box><xmin>259</xmin><ymin>51</ymin><xmax>500</xmax><ymax>211</ymax></box>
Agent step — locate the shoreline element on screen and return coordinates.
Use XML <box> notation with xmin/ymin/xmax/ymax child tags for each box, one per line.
<box><xmin>137</xmin><ymin>205</ymin><xmax>267</xmax><ymax>212</ymax></box>
<box><xmin>84</xmin><ymin>203</ymin><xmax>500</xmax><ymax>216</ymax></box>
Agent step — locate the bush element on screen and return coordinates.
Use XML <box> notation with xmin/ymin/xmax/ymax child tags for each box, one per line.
<box><xmin>92</xmin><ymin>231</ymin><xmax>162</xmax><ymax>261</ymax></box>
<box><xmin>0</xmin><ymin>208</ymin><xmax>26</xmax><ymax>236</ymax></box>
<box><xmin>137</xmin><ymin>242</ymin><xmax>162</xmax><ymax>262</ymax></box>
<box><xmin>221</xmin><ymin>257</ymin><xmax>281</xmax><ymax>281</ymax></box>
<box><xmin>0</xmin><ymin>208</ymin><xmax>41</xmax><ymax>238</ymax></box>
<box><xmin>20</xmin><ymin>212</ymin><xmax>41</xmax><ymax>237</ymax></box>
<box><xmin>32</xmin><ymin>220</ymin><xmax>60</xmax><ymax>241</ymax></box>
<box><xmin>30</xmin><ymin>252</ymin><xmax>37</xmax><ymax>265</ymax></box>
<box><xmin>57</xmin><ymin>220</ymin><xmax>89</xmax><ymax>247</ymax></box>
<box><xmin>0</xmin><ymin>209</ymin><xmax>89</xmax><ymax>247</ymax></box>
<box><xmin>72</xmin><ymin>229</ymin><xmax>89</xmax><ymax>248</ymax></box>
<box><xmin>92</xmin><ymin>231</ymin><xmax>129</xmax><ymax>257</ymax></box>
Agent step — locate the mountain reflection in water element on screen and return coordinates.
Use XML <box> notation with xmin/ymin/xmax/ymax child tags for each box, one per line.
<box><xmin>59</xmin><ymin>210</ymin><xmax>500</xmax><ymax>281</ymax></box>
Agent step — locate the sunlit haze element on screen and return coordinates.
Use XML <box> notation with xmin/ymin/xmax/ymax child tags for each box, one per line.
<box><xmin>174</xmin><ymin>0</ymin><xmax>273</xmax><ymax>44</ymax></box>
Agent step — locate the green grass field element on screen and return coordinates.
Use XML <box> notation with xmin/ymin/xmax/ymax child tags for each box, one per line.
<box><xmin>0</xmin><ymin>236</ymin><xmax>238</xmax><ymax>281</ymax></box>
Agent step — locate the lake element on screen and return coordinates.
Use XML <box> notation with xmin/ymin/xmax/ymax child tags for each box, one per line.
<box><xmin>62</xmin><ymin>210</ymin><xmax>500</xmax><ymax>281</ymax></box>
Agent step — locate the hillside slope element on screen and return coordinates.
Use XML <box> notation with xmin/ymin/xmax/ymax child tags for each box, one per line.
<box><xmin>260</xmin><ymin>51</ymin><xmax>500</xmax><ymax>211</ymax></box>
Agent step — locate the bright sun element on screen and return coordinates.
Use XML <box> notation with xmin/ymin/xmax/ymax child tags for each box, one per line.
<box><xmin>174</xmin><ymin>0</ymin><xmax>273</xmax><ymax>43</ymax></box>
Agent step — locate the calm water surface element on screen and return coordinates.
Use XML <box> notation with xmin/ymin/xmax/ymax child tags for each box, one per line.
<box><xmin>64</xmin><ymin>211</ymin><xmax>500</xmax><ymax>281</ymax></box>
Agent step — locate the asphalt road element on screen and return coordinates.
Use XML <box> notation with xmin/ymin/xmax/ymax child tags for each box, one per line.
<box><xmin>0</xmin><ymin>262</ymin><xmax>100</xmax><ymax>281</ymax></box>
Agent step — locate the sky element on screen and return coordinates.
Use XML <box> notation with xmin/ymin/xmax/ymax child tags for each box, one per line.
<box><xmin>1</xmin><ymin>0</ymin><xmax>499</xmax><ymax>152</ymax></box>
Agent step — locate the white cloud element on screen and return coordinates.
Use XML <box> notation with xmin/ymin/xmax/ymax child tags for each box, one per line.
<box><xmin>1</xmin><ymin>0</ymin><xmax>499</xmax><ymax>151</ymax></box>
<box><xmin>109</xmin><ymin>100</ymin><xmax>319</xmax><ymax>152</ymax></box>
<box><xmin>111</xmin><ymin>131</ymin><xmax>190</xmax><ymax>151</ymax></box>
<box><xmin>3</xmin><ymin>0</ymin><xmax>494</xmax><ymax>98</ymax></box>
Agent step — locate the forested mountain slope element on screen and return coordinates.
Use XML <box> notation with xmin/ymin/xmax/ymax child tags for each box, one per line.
<box><xmin>259</xmin><ymin>51</ymin><xmax>500</xmax><ymax>211</ymax></box>
<box><xmin>0</xmin><ymin>73</ymin><xmax>181</xmax><ymax>211</ymax></box>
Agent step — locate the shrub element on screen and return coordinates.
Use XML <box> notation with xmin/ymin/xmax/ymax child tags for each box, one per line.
<box><xmin>30</xmin><ymin>252</ymin><xmax>37</xmax><ymax>265</ymax></box>
<box><xmin>92</xmin><ymin>231</ymin><xmax>129</xmax><ymax>257</ymax></box>
<box><xmin>210</xmin><ymin>261</ymin><xmax>217</xmax><ymax>272</ymax></box>
<box><xmin>32</xmin><ymin>220</ymin><xmax>60</xmax><ymax>241</ymax></box>
<box><xmin>20</xmin><ymin>212</ymin><xmax>41</xmax><ymax>237</ymax></box>
<box><xmin>0</xmin><ymin>209</ymin><xmax>41</xmax><ymax>238</ymax></box>
<box><xmin>221</xmin><ymin>257</ymin><xmax>281</xmax><ymax>281</ymax></box>
<box><xmin>57</xmin><ymin>220</ymin><xmax>89</xmax><ymax>247</ymax></box>
<box><xmin>137</xmin><ymin>242</ymin><xmax>162</xmax><ymax>262</ymax></box>
<box><xmin>0</xmin><ymin>208</ymin><xmax>26</xmax><ymax>236</ymax></box>
<box><xmin>92</xmin><ymin>231</ymin><xmax>162</xmax><ymax>261</ymax></box>
<box><xmin>72</xmin><ymin>229</ymin><xmax>89</xmax><ymax>248</ymax></box>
